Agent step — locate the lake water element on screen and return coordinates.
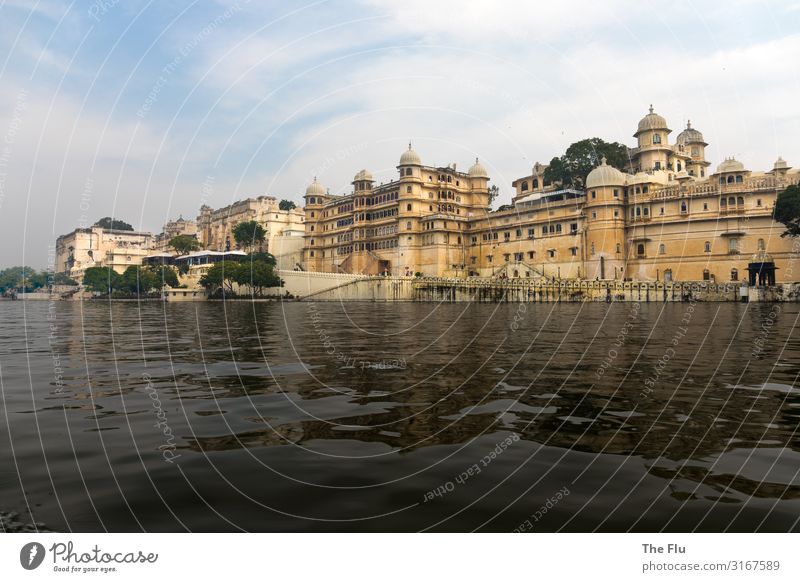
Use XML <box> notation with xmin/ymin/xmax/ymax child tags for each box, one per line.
<box><xmin>1</xmin><ymin>300</ymin><xmax>799</xmax><ymax>532</ymax></box>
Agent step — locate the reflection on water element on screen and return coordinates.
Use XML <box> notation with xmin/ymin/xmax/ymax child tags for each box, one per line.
<box><xmin>1</xmin><ymin>300</ymin><xmax>799</xmax><ymax>532</ymax></box>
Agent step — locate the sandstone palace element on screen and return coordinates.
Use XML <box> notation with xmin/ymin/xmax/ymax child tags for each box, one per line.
<box><xmin>302</xmin><ymin>107</ymin><xmax>800</xmax><ymax>284</ymax></box>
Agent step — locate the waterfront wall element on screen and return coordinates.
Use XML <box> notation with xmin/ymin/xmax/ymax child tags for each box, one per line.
<box><xmin>277</xmin><ymin>270</ymin><xmax>369</xmax><ymax>298</ymax></box>
<box><xmin>300</xmin><ymin>275</ymin><xmax>800</xmax><ymax>303</ymax></box>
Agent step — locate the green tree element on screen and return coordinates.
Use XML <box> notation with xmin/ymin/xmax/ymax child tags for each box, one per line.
<box><xmin>147</xmin><ymin>265</ymin><xmax>179</xmax><ymax>288</ymax></box>
<box><xmin>199</xmin><ymin>261</ymin><xmax>240</xmax><ymax>295</ymax></box>
<box><xmin>94</xmin><ymin>217</ymin><xmax>134</xmax><ymax>231</ymax></box>
<box><xmin>118</xmin><ymin>266</ymin><xmax>161</xmax><ymax>295</ymax></box>
<box><xmin>774</xmin><ymin>184</ymin><xmax>800</xmax><ymax>237</ymax></box>
<box><xmin>278</xmin><ymin>199</ymin><xmax>296</xmax><ymax>211</ymax></box>
<box><xmin>168</xmin><ymin>234</ymin><xmax>201</xmax><ymax>255</ymax></box>
<box><xmin>248</xmin><ymin>252</ymin><xmax>277</xmax><ymax>266</ymax></box>
<box><xmin>235</xmin><ymin>260</ymin><xmax>281</xmax><ymax>296</ymax></box>
<box><xmin>232</xmin><ymin>221</ymin><xmax>266</xmax><ymax>252</ymax></box>
<box><xmin>83</xmin><ymin>267</ymin><xmax>120</xmax><ymax>295</ymax></box>
<box><xmin>52</xmin><ymin>273</ymin><xmax>78</xmax><ymax>286</ymax></box>
<box><xmin>543</xmin><ymin>138</ymin><xmax>630</xmax><ymax>190</ymax></box>
<box><xmin>487</xmin><ymin>185</ymin><xmax>500</xmax><ymax>208</ymax></box>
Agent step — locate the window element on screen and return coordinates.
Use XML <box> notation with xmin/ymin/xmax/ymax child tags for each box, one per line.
<box><xmin>591</xmin><ymin>211</ymin><xmax>597</xmax><ymax>219</ymax></box>
<box><xmin>727</xmin><ymin>175</ymin><xmax>735</xmax><ymax>184</ymax></box>
<box><xmin>659</xmin><ymin>244</ymin><xmax>666</xmax><ymax>255</ymax></box>
<box><xmin>528</xmin><ymin>251</ymin><xmax>535</xmax><ymax>259</ymax></box>
<box><xmin>736</xmin><ymin>175</ymin><xmax>743</xmax><ymax>183</ymax></box>
<box><xmin>654</xmin><ymin>161</ymin><xmax>661</xmax><ymax>170</ymax></box>
<box><xmin>643</xmin><ymin>208</ymin><xmax>649</xmax><ymax>216</ymax></box>
<box><xmin>728</xmin><ymin>238</ymin><xmax>739</xmax><ymax>253</ymax></box>
<box><xmin>637</xmin><ymin>244</ymin><xmax>645</xmax><ymax>256</ymax></box>
<box><xmin>653</xmin><ymin>134</ymin><xmax>661</xmax><ymax>144</ymax></box>
<box><xmin>757</xmin><ymin>199</ymin><xmax>762</xmax><ymax>207</ymax></box>
<box><xmin>737</xmin><ymin>196</ymin><xmax>744</xmax><ymax>207</ymax></box>
<box><xmin>487</xmin><ymin>255</ymin><xmax>493</xmax><ymax>263</ymax></box>
<box><xmin>660</xmin><ymin>207</ymin><xmax>665</xmax><ymax>215</ymax></box>
<box><xmin>680</xmin><ymin>201</ymin><xmax>687</xmax><ymax>213</ymax></box>
<box><xmin>521</xmin><ymin>181</ymin><xmax>529</xmax><ymax>192</ymax></box>
<box><xmin>703</xmin><ymin>202</ymin><xmax>708</xmax><ymax>210</ymax></box>
<box><xmin>590</xmin><ymin>242</ymin><xmax>595</xmax><ymax>256</ymax></box>
<box><xmin>406</xmin><ymin>222</ymin><xmax>412</xmax><ymax>230</ymax></box>
<box><xmin>613</xmin><ymin>189</ymin><xmax>619</xmax><ymax>198</ymax></box>
<box><xmin>570</xmin><ymin>223</ymin><xmax>578</xmax><ymax>232</ymax></box>
<box><xmin>703</xmin><ymin>269</ymin><xmax>710</xmax><ymax>281</ymax></box>
<box><xmin>591</xmin><ymin>191</ymin><xmax>596</xmax><ymax>199</ymax></box>
<box><xmin>309</xmin><ymin>250</ymin><xmax>314</xmax><ymax>257</ymax></box>
<box><xmin>407</xmin><ymin>204</ymin><xmax>412</xmax><ymax>211</ymax></box>
<box><xmin>548</xmin><ymin>250</ymin><xmax>555</xmax><ymax>258</ymax></box>
<box><xmin>704</xmin><ymin>241</ymin><xmax>711</xmax><ymax>253</ymax></box>
<box><xmin>533</xmin><ymin>179</ymin><xmax>538</xmax><ymax>189</ymax></box>
<box><xmin>616</xmin><ymin>243</ymin><xmax>621</xmax><ymax>254</ymax></box>
<box><xmin>720</xmin><ymin>198</ymin><xmax>727</xmax><ymax>208</ymax></box>
<box><xmin>514</xmin><ymin>252</ymin><xmax>523</xmax><ymax>262</ymax></box>
<box><xmin>731</xmin><ymin>268</ymin><xmax>739</xmax><ymax>281</ymax></box>
<box><xmin>692</xmin><ymin>147</ymin><xmax>699</xmax><ymax>157</ymax></box>
<box><xmin>406</xmin><ymin>186</ymin><xmax>412</xmax><ymax>193</ymax></box>
<box><xmin>504</xmin><ymin>253</ymin><xmax>510</xmax><ymax>262</ymax></box>
<box><xmin>570</xmin><ymin>247</ymin><xmax>577</xmax><ymax>256</ymax></box>
<box><xmin>758</xmin><ymin>238</ymin><xmax>765</xmax><ymax>250</ymax></box>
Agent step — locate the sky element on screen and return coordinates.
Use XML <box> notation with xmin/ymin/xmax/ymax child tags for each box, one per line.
<box><xmin>1</xmin><ymin>0</ymin><xmax>799</xmax><ymax>268</ymax></box>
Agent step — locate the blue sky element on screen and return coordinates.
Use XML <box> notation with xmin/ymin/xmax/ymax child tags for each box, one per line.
<box><xmin>1</xmin><ymin>0</ymin><xmax>799</xmax><ymax>267</ymax></box>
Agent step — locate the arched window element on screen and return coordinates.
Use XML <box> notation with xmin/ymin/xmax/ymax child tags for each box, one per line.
<box><xmin>727</xmin><ymin>175</ymin><xmax>735</xmax><ymax>183</ymax></box>
<box><xmin>549</xmin><ymin>225</ymin><xmax>555</xmax><ymax>233</ymax></box>
<box><xmin>533</xmin><ymin>178</ymin><xmax>539</xmax><ymax>189</ymax></box>
<box><xmin>643</xmin><ymin>207</ymin><xmax>649</xmax><ymax>216</ymax></box>
<box><xmin>680</xmin><ymin>201</ymin><xmax>687</xmax><ymax>213</ymax></box>
<box><xmin>720</xmin><ymin>198</ymin><xmax>727</xmax><ymax>208</ymax></box>
<box><xmin>704</xmin><ymin>241</ymin><xmax>711</xmax><ymax>252</ymax></box>
<box><xmin>636</xmin><ymin>207</ymin><xmax>641</xmax><ymax>216</ymax></box>
<box><xmin>737</xmin><ymin>196</ymin><xmax>744</xmax><ymax>206</ymax></box>
<box><xmin>677</xmin><ymin>162</ymin><xmax>682</xmax><ymax>171</ymax></box>
<box><xmin>664</xmin><ymin>269</ymin><xmax>673</xmax><ymax>283</ymax></box>
<box><xmin>637</xmin><ymin>243</ymin><xmax>645</xmax><ymax>256</ymax></box>
<box><xmin>728</xmin><ymin>196</ymin><xmax>735</xmax><ymax>206</ymax></box>
<box><xmin>521</xmin><ymin>181</ymin><xmax>529</xmax><ymax>192</ymax></box>
<box><xmin>731</xmin><ymin>268</ymin><xmax>739</xmax><ymax>281</ymax></box>
<box><xmin>735</xmin><ymin>175</ymin><xmax>743</xmax><ymax>183</ymax></box>
<box><xmin>758</xmin><ymin>238</ymin><xmax>765</xmax><ymax>250</ymax></box>
<box><xmin>406</xmin><ymin>186</ymin><xmax>412</xmax><ymax>193</ymax></box>
<box><xmin>659</xmin><ymin>244</ymin><xmax>666</xmax><ymax>254</ymax></box>
<box><xmin>406</xmin><ymin>203</ymin><xmax>412</xmax><ymax>211</ymax></box>
<box><xmin>703</xmin><ymin>269</ymin><xmax>710</xmax><ymax>281</ymax></box>
<box><xmin>719</xmin><ymin>176</ymin><xmax>725</xmax><ymax>184</ymax></box>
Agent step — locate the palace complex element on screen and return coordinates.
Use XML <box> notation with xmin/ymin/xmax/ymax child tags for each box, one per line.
<box><xmin>302</xmin><ymin>107</ymin><xmax>800</xmax><ymax>283</ymax></box>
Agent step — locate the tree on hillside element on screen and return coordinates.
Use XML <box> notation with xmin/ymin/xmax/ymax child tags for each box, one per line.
<box><xmin>543</xmin><ymin>138</ymin><xmax>629</xmax><ymax>190</ymax></box>
<box><xmin>169</xmin><ymin>234</ymin><xmax>201</xmax><ymax>255</ymax></box>
<box><xmin>774</xmin><ymin>184</ymin><xmax>800</xmax><ymax>237</ymax></box>
<box><xmin>232</xmin><ymin>221</ymin><xmax>266</xmax><ymax>252</ymax></box>
<box><xmin>83</xmin><ymin>267</ymin><xmax>120</xmax><ymax>295</ymax></box>
<box><xmin>279</xmin><ymin>199</ymin><xmax>296</xmax><ymax>211</ymax></box>
<box><xmin>94</xmin><ymin>217</ymin><xmax>134</xmax><ymax>231</ymax></box>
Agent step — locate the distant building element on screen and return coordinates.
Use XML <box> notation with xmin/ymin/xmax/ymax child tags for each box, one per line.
<box><xmin>153</xmin><ymin>216</ymin><xmax>198</xmax><ymax>252</ymax></box>
<box><xmin>55</xmin><ymin>227</ymin><xmax>154</xmax><ymax>281</ymax></box>
<box><xmin>300</xmin><ymin>109</ymin><xmax>800</xmax><ymax>282</ymax></box>
<box><xmin>196</xmin><ymin>196</ymin><xmax>304</xmax><ymax>254</ymax></box>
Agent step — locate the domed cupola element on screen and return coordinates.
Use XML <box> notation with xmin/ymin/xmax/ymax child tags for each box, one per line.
<box><xmin>676</xmin><ymin>120</ymin><xmax>706</xmax><ymax>146</ymax></box>
<box><xmin>634</xmin><ymin>104</ymin><xmax>670</xmax><ymax>137</ymax></box>
<box><xmin>715</xmin><ymin>157</ymin><xmax>745</xmax><ymax>174</ymax></box>
<box><xmin>353</xmin><ymin>169</ymin><xmax>373</xmax><ymax>182</ymax></box>
<box><xmin>468</xmin><ymin>157</ymin><xmax>489</xmax><ymax>178</ymax></box>
<box><xmin>399</xmin><ymin>142</ymin><xmax>422</xmax><ymax>166</ymax></box>
<box><xmin>585</xmin><ymin>157</ymin><xmax>626</xmax><ymax>189</ymax></box>
<box><xmin>305</xmin><ymin>177</ymin><xmax>326</xmax><ymax>197</ymax></box>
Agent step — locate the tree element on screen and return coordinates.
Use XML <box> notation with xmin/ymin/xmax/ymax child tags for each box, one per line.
<box><xmin>487</xmin><ymin>185</ymin><xmax>500</xmax><ymax>208</ymax></box>
<box><xmin>248</xmin><ymin>252</ymin><xmax>276</xmax><ymax>266</ymax></box>
<box><xmin>199</xmin><ymin>261</ymin><xmax>240</xmax><ymax>294</ymax></box>
<box><xmin>83</xmin><ymin>267</ymin><xmax>120</xmax><ymax>295</ymax></box>
<box><xmin>94</xmin><ymin>217</ymin><xmax>134</xmax><ymax>231</ymax></box>
<box><xmin>232</xmin><ymin>221</ymin><xmax>266</xmax><ymax>252</ymax></box>
<box><xmin>169</xmin><ymin>234</ymin><xmax>201</xmax><ymax>255</ymax></box>
<box><xmin>543</xmin><ymin>138</ymin><xmax>630</xmax><ymax>190</ymax></box>
<box><xmin>279</xmin><ymin>199</ymin><xmax>296</xmax><ymax>211</ymax></box>
<box><xmin>147</xmin><ymin>265</ymin><xmax>179</xmax><ymax>288</ymax></box>
<box><xmin>774</xmin><ymin>184</ymin><xmax>800</xmax><ymax>237</ymax></box>
<box><xmin>235</xmin><ymin>260</ymin><xmax>281</xmax><ymax>296</ymax></box>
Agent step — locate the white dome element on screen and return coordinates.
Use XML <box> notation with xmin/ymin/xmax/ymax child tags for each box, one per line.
<box><xmin>676</xmin><ymin>120</ymin><xmax>706</xmax><ymax>145</ymax></box>
<box><xmin>353</xmin><ymin>169</ymin><xmax>373</xmax><ymax>182</ymax></box>
<box><xmin>468</xmin><ymin>157</ymin><xmax>488</xmax><ymax>178</ymax></box>
<box><xmin>635</xmin><ymin>105</ymin><xmax>670</xmax><ymax>136</ymax></box>
<box><xmin>399</xmin><ymin>142</ymin><xmax>422</xmax><ymax>166</ymax></box>
<box><xmin>716</xmin><ymin>157</ymin><xmax>745</xmax><ymax>173</ymax></box>
<box><xmin>305</xmin><ymin>177</ymin><xmax>326</xmax><ymax>196</ymax></box>
<box><xmin>585</xmin><ymin>157</ymin><xmax>626</xmax><ymax>188</ymax></box>
<box><xmin>773</xmin><ymin>157</ymin><xmax>789</xmax><ymax>171</ymax></box>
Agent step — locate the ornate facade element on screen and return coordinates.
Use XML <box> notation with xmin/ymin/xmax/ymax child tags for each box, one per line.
<box><xmin>302</xmin><ymin>108</ymin><xmax>800</xmax><ymax>283</ymax></box>
<box><xmin>55</xmin><ymin>227</ymin><xmax>154</xmax><ymax>281</ymax></box>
